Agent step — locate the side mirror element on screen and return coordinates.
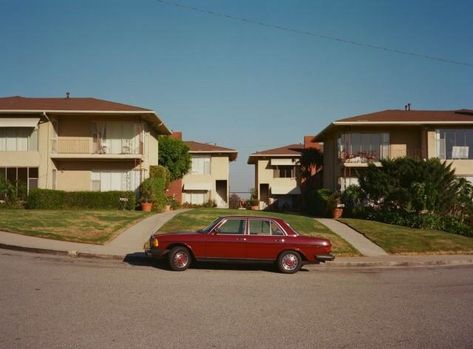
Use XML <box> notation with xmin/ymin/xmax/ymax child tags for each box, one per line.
<box><xmin>213</xmin><ymin>228</ymin><xmax>221</xmax><ymax>234</ymax></box>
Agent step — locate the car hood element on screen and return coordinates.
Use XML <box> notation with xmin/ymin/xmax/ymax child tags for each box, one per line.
<box><xmin>153</xmin><ymin>231</ymin><xmax>202</xmax><ymax>238</ymax></box>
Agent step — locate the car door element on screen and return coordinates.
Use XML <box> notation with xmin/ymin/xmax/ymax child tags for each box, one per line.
<box><xmin>204</xmin><ymin>218</ymin><xmax>247</xmax><ymax>259</ymax></box>
<box><xmin>246</xmin><ymin>219</ymin><xmax>286</xmax><ymax>260</ymax></box>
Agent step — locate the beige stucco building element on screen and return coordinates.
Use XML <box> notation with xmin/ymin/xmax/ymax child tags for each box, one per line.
<box><xmin>0</xmin><ymin>96</ymin><xmax>170</xmax><ymax>195</ymax></box>
<box><xmin>248</xmin><ymin>144</ymin><xmax>303</xmax><ymax>210</ymax></box>
<box><xmin>314</xmin><ymin>108</ymin><xmax>473</xmax><ymax>191</ymax></box>
<box><xmin>180</xmin><ymin>141</ymin><xmax>237</xmax><ymax>208</ymax></box>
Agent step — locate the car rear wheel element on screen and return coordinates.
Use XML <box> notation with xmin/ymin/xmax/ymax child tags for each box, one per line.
<box><xmin>168</xmin><ymin>246</ymin><xmax>192</xmax><ymax>271</ymax></box>
<box><xmin>277</xmin><ymin>251</ymin><xmax>302</xmax><ymax>274</ymax></box>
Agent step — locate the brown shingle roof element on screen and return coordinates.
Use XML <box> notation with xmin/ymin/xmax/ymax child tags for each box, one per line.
<box><xmin>0</xmin><ymin>96</ymin><xmax>151</xmax><ymax>112</ymax></box>
<box><xmin>184</xmin><ymin>141</ymin><xmax>238</xmax><ymax>161</ymax></box>
<box><xmin>314</xmin><ymin>109</ymin><xmax>473</xmax><ymax>141</ymax></box>
<box><xmin>247</xmin><ymin>144</ymin><xmax>303</xmax><ymax>164</ymax></box>
<box><xmin>337</xmin><ymin>109</ymin><xmax>473</xmax><ymax>123</ymax></box>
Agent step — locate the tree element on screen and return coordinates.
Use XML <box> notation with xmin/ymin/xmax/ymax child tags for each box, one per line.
<box><xmin>158</xmin><ymin>136</ymin><xmax>191</xmax><ymax>181</ymax></box>
<box><xmin>299</xmin><ymin>148</ymin><xmax>323</xmax><ymax>180</ymax></box>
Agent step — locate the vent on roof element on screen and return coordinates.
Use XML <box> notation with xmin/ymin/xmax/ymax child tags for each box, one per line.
<box><xmin>404</xmin><ymin>103</ymin><xmax>411</xmax><ymax>111</ymax></box>
<box><xmin>66</xmin><ymin>92</ymin><xmax>70</xmax><ymax>99</ymax></box>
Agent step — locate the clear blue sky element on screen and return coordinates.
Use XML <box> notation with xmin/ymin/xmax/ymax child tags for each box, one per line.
<box><xmin>1</xmin><ymin>0</ymin><xmax>472</xmax><ymax>194</ymax></box>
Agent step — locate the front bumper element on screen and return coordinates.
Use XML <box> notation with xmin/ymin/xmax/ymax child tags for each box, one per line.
<box><xmin>315</xmin><ymin>254</ymin><xmax>335</xmax><ymax>263</ymax></box>
<box><xmin>145</xmin><ymin>247</ymin><xmax>167</xmax><ymax>258</ymax></box>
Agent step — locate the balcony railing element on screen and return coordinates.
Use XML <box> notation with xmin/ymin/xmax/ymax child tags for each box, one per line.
<box><xmin>52</xmin><ymin>138</ymin><xmax>143</xmax><ymax>155</ymax></box>
<box><xmin>339</xmin><ymin>146</ymin><xmax>422</xmax><ymax>164</ymax></box>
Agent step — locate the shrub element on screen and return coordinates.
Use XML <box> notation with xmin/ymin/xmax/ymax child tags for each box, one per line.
<box><xmin>305</xmin><ymin>188</ymin><xmax>332</xmax><ymax>217</ymax></box>
<box><xmin>150</xmin><ymin>165</ymin><xmax>171</xmax><ymax>188</ymax></box>
<box><xmin>341</xmin><ymin>185</ymin><xmax>363</xmax><ymax>217</ymax></box>
<box><xmin>229</xmin><ymin>193</ymin><xmax>241</xmax><ymax>209</ymax></box>
<box><xmin>139</xmin><ymin>177</ymin><xmax>166</xmax><ymax>212</ymax></box>
<box><xmin>27</xmin><ymin>189</ymin><xmax>135</xmax><ymax>210</ymax></box>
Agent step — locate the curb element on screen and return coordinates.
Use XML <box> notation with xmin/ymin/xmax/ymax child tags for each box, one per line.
<box><xmin>1</xmin><ymin>243</ymin><xmax>473</xmax><ymax>269</ymax></box>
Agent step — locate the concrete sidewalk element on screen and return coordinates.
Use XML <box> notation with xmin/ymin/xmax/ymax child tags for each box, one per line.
<box><xmin>0</xmin><ymin>209</ymin><xmax>187</xmax><ymax>259</ymax></box>
<box><xmin>316</xmin><ymin>218</ymin><xmax>389</xmax><ymax>257</ymax></box>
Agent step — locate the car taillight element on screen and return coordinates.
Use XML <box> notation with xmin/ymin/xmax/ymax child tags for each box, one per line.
<box><xmin>151</xmin><ymin>237</ymin><xmax>159</xmax><ymax>248</ymax></box>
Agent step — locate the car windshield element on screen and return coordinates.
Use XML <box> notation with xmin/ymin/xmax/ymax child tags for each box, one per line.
<box><xmin>198</xmin><ymin>218</ymin><xmax>221</xmax><ymax>233</ymax></box>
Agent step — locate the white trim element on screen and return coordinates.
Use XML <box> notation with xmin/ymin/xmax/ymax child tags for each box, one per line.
<box><xmin>183</xmin><ymin>182</ymin><xmax>212</xmax><ymax>191</ymax></box>
<box><xmin>0</xmin><ymin>110</ymin><xmax>155</xmax><ymax>114</ymax></box>
<box><xmin>334</xmin><ymin>121</ymin><xmax>473</xmax><ymax>125</ymax></box>
<box><xmin>250</xmin><ymin>154</ymin><xmax>301</xmax><ymax>157</ymax></box>
<box><xmin>0</xmin><ymin>118</ymin><xmax>40</xmax><ymax>127</ymax></box>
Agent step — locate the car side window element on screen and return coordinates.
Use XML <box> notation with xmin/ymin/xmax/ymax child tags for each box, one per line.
<box><xmin>271</xmin><ymin>222</ymin><xmax>285</xmax><ymax>236</ymax></box>
<box><xmin>249</xmin><ymin>220</ymin><xmax>271</xmax><ymax>235</ymax></box>
<box><xmin>216</xmin><ymin>219</ymin><xmax>246</xmax><ymax>235</ymax></box>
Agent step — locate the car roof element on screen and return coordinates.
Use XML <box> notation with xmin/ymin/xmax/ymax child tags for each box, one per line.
<box><xmin>219</xmin><ymin>215</ymin><xmax>285</xmax><ymax>222</ymax></box>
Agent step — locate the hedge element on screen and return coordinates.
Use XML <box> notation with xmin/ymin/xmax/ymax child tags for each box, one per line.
<box><xmin>27</xmin><ymin>189</ymin><xmax>136</xmax><ymax>210</ymax></box>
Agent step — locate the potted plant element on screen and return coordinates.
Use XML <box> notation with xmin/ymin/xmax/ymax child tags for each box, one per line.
<box><xmin>328</xmin><ymin>192</ymin><xmax>344</xmax><ymax>219</ymax></box>
<box><xmin>140</xmin><ymin>178</ymin><xmax>155</xmax><ymax>212</ymax></box>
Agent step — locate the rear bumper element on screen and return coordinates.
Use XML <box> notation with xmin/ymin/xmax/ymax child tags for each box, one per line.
<box><xmin>315</xmin><ymin>254</ymin><xmax>335</xmax><ymax>263</ymax></box>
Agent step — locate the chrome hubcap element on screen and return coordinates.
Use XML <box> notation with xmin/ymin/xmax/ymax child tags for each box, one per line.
<box><xmin>281</xmin><ymin>254</ymin><xmax>298</xmax><ymax>271</ymax></box>
<box><xmin>174</xmin><ymin>252</ymin><xmax>189</xmax><ymax>268</ymax></box>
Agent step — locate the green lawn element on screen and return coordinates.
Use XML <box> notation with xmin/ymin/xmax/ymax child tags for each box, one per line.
<box><xmin>340</xmin><ymin>218</ymin><xmax>473</xmax><ymax>254</ymax></box>
<box><xmin>160</xmin><ymin>208</ymin><xmax>360</xmax><ymax>256</ymax></box>
<box><xmin>0</xmin><ymin>210</ymin><xmax>149</xmax><ymax>244</ymax></box>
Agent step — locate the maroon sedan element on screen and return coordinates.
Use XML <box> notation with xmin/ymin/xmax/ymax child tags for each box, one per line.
<box><xmin>145</xmin><ymin>216</ymin><xmax>335</xmax><ymax>273</ymax></box>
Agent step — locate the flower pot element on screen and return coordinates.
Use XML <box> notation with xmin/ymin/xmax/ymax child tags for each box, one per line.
<box><xmin>251</xmin><ymin>205</ymin><xmax>259</xmax><ymax>211</ymax></box>
<box><xmin>332</xmin><ymin>207</ymin><xmax>343</xmax><ymax>219</ymax></box>
<box><xmin>141</xmin><ymin>202</ymin><xmax>153</xmax><ymax>212</ymax></box>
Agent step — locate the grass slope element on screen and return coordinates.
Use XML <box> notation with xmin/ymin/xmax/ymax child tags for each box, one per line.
<box><xmin>340</xmin><ymin>218</ymin><xmax>473</xmax><ymax>254</ymax></box>
<box><xmin>0</xmin><ymin>210</ymin><xmax>148</xmax><ymax>244</ymax></box>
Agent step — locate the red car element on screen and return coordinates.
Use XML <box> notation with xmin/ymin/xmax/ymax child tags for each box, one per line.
<box><xmin>145</xmin><ymin>216</ymin><xmax>335</xmax><ymax>273</ymax></box>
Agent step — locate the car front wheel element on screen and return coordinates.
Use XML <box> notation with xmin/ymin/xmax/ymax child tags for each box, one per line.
<box><xmin>277</xmin><ymin>251</ymin><xmax>302</xmax><ymax>274</ymax></box>
<box><xmin>168</xmin><ymin>246</ymin><xmax>192</xmax><ymax>271</ymax></box>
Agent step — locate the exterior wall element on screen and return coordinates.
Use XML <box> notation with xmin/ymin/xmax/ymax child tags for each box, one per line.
<box><xmin>1</xmin><ymin>113</ymin><xmax>161</xmax><ymax>192</ymax></box>
<box><xmin>255</xmin><ymin>158</ymin><xmax>300</xmax><ymax>201</ymax></box>
<box><xmin>55</xmin><ymin>161</ymin><xmax>139</xmax><ymax>191</ymax></box>
<box><xmin>182</xmin><ymin>154</ymin><xmax>231</xmax><ymax>208</ymax></box>
<box><xmin>323</xmin><ymin>125</ymin><xmax>473</xmax><ymax>191</ymax></box>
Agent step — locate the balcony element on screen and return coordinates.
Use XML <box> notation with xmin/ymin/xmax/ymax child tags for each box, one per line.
<box><xmin>50</xmin><ymin>138</ymin><xmax>144</xmax><ymax>161</ymax></box>
<box><xmin>339</xmin><ymin>146</ymin><xmax>422</xmax><ymax>167</ymax></box>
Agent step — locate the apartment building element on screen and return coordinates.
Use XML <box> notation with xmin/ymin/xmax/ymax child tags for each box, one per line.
<box><xmin>313</xmin><ymin>108</ymin><xmax>473</xmax><ymax>191</ymax></box>
<box><xmin>0</xmin><ymin>96</ymin><xmax>170</xmax><ymax>194</ymax></box>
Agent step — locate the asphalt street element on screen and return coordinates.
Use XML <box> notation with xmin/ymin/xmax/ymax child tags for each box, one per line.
<box><xmin>1</xmin><ymin>249</ymin><xmax>472</xmax><ymax>349</ymax></box>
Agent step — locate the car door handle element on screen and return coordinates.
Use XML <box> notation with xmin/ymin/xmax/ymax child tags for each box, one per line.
<box><xmin>275</xmin><ymin>239</ymin><xmax>285</xmax><ymax>243</ymax></box>
<box><xmin>237</xmin><ymin>237</ymin><xmax>247</xmax><ymax>241</ymax></box>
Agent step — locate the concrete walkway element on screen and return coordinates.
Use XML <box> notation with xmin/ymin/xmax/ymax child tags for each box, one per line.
<box><xmin>316</xmin><ymin>218</ymin><xmax>389</xmax><ymax>257</ymax></box>
<box><xmin>0</xmin><ymin>209</ymin><xmax>187</xmax><ymax>258</ymax></box>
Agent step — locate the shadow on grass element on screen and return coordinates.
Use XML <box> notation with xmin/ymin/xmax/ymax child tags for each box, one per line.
<box><xmin>123</xmin><ymin>252</ymin><xmax>309</xmax><ymax>273</ymax></box>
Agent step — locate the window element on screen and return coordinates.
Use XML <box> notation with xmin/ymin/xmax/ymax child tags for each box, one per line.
<box><xmin>249</xmin><ymin>219</ymin><xmax>286</xmax><ymax>235</ymax></box>
<box><xmin>183</xmin><ymin>191</ymin><xmax>210</xmax><ymax>205</ymax></box>
<box><xmin>0</xmin><ymin>127</ymin><xmax>38</xmax><ymax>151</ymax></box>
<box><xmin>0</xmin><ymin>167</ymin><xmax>39</xmax><ymax>199</ymax></box>
<box><xmin>274</xmin><ymin>166</ymin><xmax>295</xmax><ymax>178</ymax></box>
<box><xmin>249</xmin><ymin>220</ymin><xmax>271</xmax><ymax>235</ymax></box>
<box><xmin>338</xmin><ymin>132</ymin><xmax>389</xmax><ymax>162</ymax></box>
<box><xmin>191</xmin><ymin>155</ymin><xmax>211</xmax><ymax>175</ymax></box>
<box><xmin>91</xmin><ymin>170</ymin><xmax>141</xmax><ymax>192</ymax></box>
<box><xmin>92</xmin><ymin>121</ymin><xmax>141</xmax><ymax>154</ymax></box>
<box><xmin>216</xmin><ymin>219</ymin><xmax>246</xmax><ymax>235</ymax></box>
<box><xmin>436</xmin><ymin>129</ymin><xmax>473</xmax><ymax>160</ymax></box>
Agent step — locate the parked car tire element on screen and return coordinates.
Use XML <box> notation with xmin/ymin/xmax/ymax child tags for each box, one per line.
<box><xmin>277</xmin><ymin>251</ymin><xmax>302</xmax><ymax>274</ymax></box>
<box><xmin>168</xmin><ymin>246</ymin><xmax>192</xmax><ymax>271</ymax></box>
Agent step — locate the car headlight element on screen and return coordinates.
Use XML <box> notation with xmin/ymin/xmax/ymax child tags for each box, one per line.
<box><xmin>150</xmin><ymin>237</ymin><xmax>159</xmax><ymax>248</ymax></box>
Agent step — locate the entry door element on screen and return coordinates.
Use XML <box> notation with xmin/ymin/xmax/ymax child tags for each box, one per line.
<box><xmin>205</xmin><ymin>218</ymin><xmax>247</xmax><ymax>259</ymax></box>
